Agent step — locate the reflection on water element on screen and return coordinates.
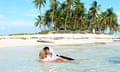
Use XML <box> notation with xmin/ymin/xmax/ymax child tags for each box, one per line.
<box><xmin>0</xmin><ymin>42</ymin><xmax>120</xmax><ymax>72</ymax></box>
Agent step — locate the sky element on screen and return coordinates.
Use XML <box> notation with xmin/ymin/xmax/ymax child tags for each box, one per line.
<box><xmin>0</xmin><ymin>0</ymin><xmax>120</xmax><ymax>36</ymax></box>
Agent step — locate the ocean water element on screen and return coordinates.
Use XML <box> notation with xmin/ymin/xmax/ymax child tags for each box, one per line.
<box><xmin>0</xmin><ymin>42</ymin><xmax>120</xmax><ymax>72</ymax></box>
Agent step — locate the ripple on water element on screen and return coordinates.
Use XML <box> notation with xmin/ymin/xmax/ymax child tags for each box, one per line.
<box><xmin>109</xmin><ymin>57</ymin><xmax>120</xmax><ymax>64</ymax></box>
<box><xmin>0</xmin><ymin>42</ymin><xmax>120</xmax><ymax>72</ymax></box>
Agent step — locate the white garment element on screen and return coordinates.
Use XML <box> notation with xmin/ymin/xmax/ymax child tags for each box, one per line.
<box><xmin>43</xmin><ymin>55</ymin><xmax>52</xmax><ymax>61</ymax></box>
<box><xmin>43</xmin><ymin>55</ymin><xmax>60</xmax><ymax>61</ymax></box>
<box><xmin>49</xmin><ymin>48</ymin><xmax>56</xmax><ymax>58</ymax></box>
<box><xmin>43</xmin><ymin>48</ymin><xmax>59</xmax><ymax>61</ymax></box>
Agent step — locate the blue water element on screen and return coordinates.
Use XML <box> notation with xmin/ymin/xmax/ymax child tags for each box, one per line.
<box><xmin>0</xmin><ymin>42</ymin><xmax>120</xmax><ymax>72</ymax></box>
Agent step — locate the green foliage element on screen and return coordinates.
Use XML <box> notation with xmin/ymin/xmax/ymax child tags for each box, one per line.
<box><xmin>38</xmin><ymin>30</ymin><xmax>50</xmax><ymax>34</ymax></box>
<box><xmin>33</xmin><ymin>0</ymin><xmax>120</xmax><ymax>33</ymax></box>
<box><xmin>8</xmin><ymin>33</ymin><xmax>35</xmax><ymax>36</ymax></box>
<box><xmin>33</xmin><ymin>0</ymin><xmax>46</xmax><ymax>10</ymax></box>
<box><xmin>69</xmin><ymin>28</ymin><xmax>78</xmax><ymax>31</ymax></box>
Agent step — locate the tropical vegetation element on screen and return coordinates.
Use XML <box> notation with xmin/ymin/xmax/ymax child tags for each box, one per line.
<box><xmin>33</xmin><ymin>0</ymin><xmax>120</xmax><ymax>34</ymax></box>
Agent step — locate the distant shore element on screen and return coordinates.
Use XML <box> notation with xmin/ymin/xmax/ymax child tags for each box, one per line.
<box><xmin>0</xmin><ymin>34</ymin><xmax>119</xmax><ymax>48</ymax></box>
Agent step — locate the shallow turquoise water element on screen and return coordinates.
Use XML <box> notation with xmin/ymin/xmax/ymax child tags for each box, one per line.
<box><xmin>0</xmin><ymin>42</ymin><xmax>120</xmax><ymax>72</ymax></box>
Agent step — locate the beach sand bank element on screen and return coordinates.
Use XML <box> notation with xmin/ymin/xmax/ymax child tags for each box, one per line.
<box><xmin>0</xmin><ymin>34</ymin><xmax>119</xmax><ymax>48</ymax></box>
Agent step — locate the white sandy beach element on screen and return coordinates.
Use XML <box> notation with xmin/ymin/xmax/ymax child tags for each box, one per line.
<box><xmin>0</xmin><ymin>34</ymin><xmax>119</xmax><ymax>48</ymax></box>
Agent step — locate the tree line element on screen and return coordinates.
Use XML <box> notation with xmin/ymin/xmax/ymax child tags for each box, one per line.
<box><xmin>33</xmin><ymin>0</ymin><xmax>120</xmax><ymax>33</ymax></box>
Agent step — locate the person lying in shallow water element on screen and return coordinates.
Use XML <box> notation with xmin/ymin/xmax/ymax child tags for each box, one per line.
<box><xmin>39</xmin><ymin>47</ymin><xmax>68</xmax><ymax>62</ymax></box>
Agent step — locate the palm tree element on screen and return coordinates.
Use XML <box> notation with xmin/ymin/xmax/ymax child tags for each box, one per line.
<box><xmin>50</xmin><ymin>0</ymin><xmax>59</xmax><ymax>30</ymax></box>
<box><xmin>33</xmin><ymin>0</ymin><xmax>119</xmax><ymax>33</ymax></box>
<box><xmin>54</xmin><ymin>10</ymin><xmax>64</xmax><ymax>30</ymax></box>
<box><xmin>98</xmin><ymin>12</ymin><xmax>108</xmax><ymax>33</ymax></box>
<box><xmin>34</xmin><ymin>15</ymin><xmax>44</xmax><ymax>30</ymax></box>
<box><xmin>106</xmin><ymin>8</ymin><xmax>119</xmax><ymax>33</ymax></box>
<box><xmin>59</xmin><ymin>2</ymin><xmax>67</xmax><ymax>28</ymax></box>
<box><xmin>44</xmin><ymin>9</ymin><xmax>53</xmax><ymax>30</ymax></box>
<box><xmin>73</xmin><ymin>0</ymin><xmax>85</xmax><ymax>29</ymax></box>
<box><xmin>33</xmin><ymin>0</ymin><xmax>46</xmax><ymax>29</ymax></box>
<box><xmin>88</xmin><ymin>1</ymin><xmax>100</xmax><ymax>32</ymax></box>
<box><xmin>33</xmin><ymin>0</ymin><xmax>46</xmax><ymax>15</ymax></box>
<box><xmin>64</xmin><ymin>0</ymin><xmax>73</xmax><ymax>30</ymax></box>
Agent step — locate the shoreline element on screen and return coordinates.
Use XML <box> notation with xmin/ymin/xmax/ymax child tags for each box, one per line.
<box><xmin>0</xmin><ymin>34</ymin><xmax>119</xmax><ymax>48</ymax></box>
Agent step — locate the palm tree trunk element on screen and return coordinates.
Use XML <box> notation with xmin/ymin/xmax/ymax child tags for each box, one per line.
<box><xmin>65</xmin><ymin>11</ymin><xmax>68</xmax><ymax>30</ymax></box>
<box><xmin>51</xmin><ymin>10</ymin><xmax>54</xmax><ymax>30</ymax></box>
<box><xmin>74</xmin><ymin>15</ymin><xmax>77</xmax><ymax>29</ymax></box>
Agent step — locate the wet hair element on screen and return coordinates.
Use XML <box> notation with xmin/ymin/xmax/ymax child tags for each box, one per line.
<box><xmin>43</xmin><ymin>47</ymin><xmax>49</xmax><ymax>50</ymax></box>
